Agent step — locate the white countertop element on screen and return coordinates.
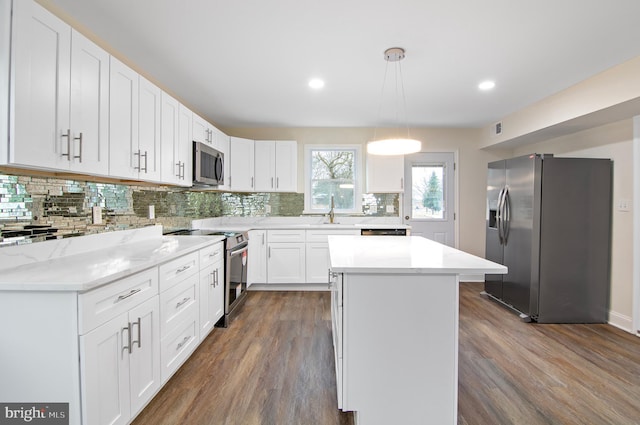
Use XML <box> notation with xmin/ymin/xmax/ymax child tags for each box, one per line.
<box><xmin>328</xmin><ymin>235</ymin><xmax>508</xmax><ymax>275</ymax></box>
<box><xmin>0</xmin><ymin>227</ymin><xmax>224</xmax><ymax>292</ymax></box>
<box><xmin>191</xmin><ymin>217</ymin><xmax>409</xmax><ymax>232</ymax></box>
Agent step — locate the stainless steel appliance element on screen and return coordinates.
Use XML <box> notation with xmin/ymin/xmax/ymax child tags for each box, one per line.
<box><xmin>164</xmin><ymin>228</ymin><xmax>248</xmax><ymax>327</ymax></box>
<box><xmin>484</xmin><ymin>153</ymin><xmax>612</xmax><ymax>323</ymax></box>
<box><xmin>193</xmin><ymin>141</ymin><xmax>224</xmax><ymax>186</ymax></box>
<box><xmin>360</xmin><ymin>228</ymin><xmax>408</xmax><ymax>236</ymax></box>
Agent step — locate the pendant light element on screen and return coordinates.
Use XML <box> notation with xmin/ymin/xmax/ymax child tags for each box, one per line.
<box><xmin>367</xmin><ymin>47</ymin><xmax>422</xmax><ymax>156</ymax></box>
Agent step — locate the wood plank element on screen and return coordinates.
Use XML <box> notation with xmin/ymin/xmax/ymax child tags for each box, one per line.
<box><xmin>133</xmin><ymin>284</ymin><xmax>640</xmax><ymax>425</ymax></box>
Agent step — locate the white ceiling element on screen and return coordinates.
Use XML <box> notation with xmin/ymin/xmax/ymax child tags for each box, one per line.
<box><xmin>41</xmin><ymin>0</ymin><xmax>640</xmax><ymax>129</ymax></box>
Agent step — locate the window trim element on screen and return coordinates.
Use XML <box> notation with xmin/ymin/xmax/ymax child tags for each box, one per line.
<box><xmin>303</xmin><ymin>144</ymin><xmax>362</xmax><ymax>214</ymax></box>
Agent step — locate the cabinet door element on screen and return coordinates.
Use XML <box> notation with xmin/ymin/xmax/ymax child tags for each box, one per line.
<box><xmin>128</xmin><ymin>296</ymin><xmax>161</xmax><ymax>417</ymax></box>
<box><xmin>11</xmin><ymin>0</ymin><xmax>71</xmax><ymax>169</ymax></box>
<box><xmin>366</xmin><ymin>154</ymin><xmax>405</xmax><ymax>193</ymax></box>
<box><xmin>267</xmin><ymin>242</ymin><xmax>306</xmax><ymax>283</ymax></box>
<box><xmin>109</xmin><ymin>57</ymin><xmax>139</xmax><ymax>179</ymax></box>
<box><xmin>275</xmin><ymin>140</ymin><xmax>298</xmax><ymax>192</ymax></box>
<box><xmin>138</xmin><ymin>76</ymin><xmax>161</xmax><ymax>181</ymax></box>
<box><xmin>69</xmin><ymin>30</ymin><xmax>109</xmax><ymax>175</ymax></box>
<box><xmin>199</xmin><ymin>259</ymin><xmax>224</xmax><ymax>338</ymax></box>
<box><xmin>177</xmin><ymin>104</ymin><xmax>193</xmax><ymax>186</ymax></box>
<box><xmin>254</xmin><ymin>141</ymin><xmax>275</xmax><ymax>191</ymax></box>
<box><xmin>160</xmin><ymin>92</ymin><xmax>180</xmax><ymax>185</ymax></box>
<box><xmin>229</xmin><ymin>137</ymin><xmax>255</xmax><ymax>191</ymax></box>
<box><xmin>192</xmin><ymin>112</ymin><xmax>209</xmax><ymax>145</ymax></box>
<box><xmin>80</xmin><ymin>312</ymin><xmax>131</xmax><ymax>425</ymax></box>
<box><xmin>306</xmin><ymin>242</ymin><xmax>330</xmax><ymax>284</ymax></box>
<box><xmin>248</xmin><ymin>230</ymin><xmax>267</xmax><ymax>285</ymax></box>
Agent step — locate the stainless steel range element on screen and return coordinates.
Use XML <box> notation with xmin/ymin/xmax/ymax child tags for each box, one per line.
<box><xmin>164</xmin><ymin>228</ymin><xmax>249</xmax><ymax>327</ymax></box>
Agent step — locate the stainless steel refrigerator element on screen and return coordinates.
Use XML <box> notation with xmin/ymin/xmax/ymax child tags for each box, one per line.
<box><xmin>484</xmin><ymin>154</ymin><xmax>612</xmax><ymax>323</ymax></box>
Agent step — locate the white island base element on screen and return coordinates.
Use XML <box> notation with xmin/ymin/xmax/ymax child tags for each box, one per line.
<box><xmin>329</xmin><ymin>236</ymin><xmax>507</xmax><ymax>425</ymax></box>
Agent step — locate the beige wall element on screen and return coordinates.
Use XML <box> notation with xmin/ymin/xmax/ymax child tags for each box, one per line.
<box><xmin>224</xmin><ymin>127</ymin><xmax>509</xmax><ymax>257</ymax></box>
<box><xmin>512</xmin><ymin>119</ymin><xmax>634</xmax><ymax>325</ymax></box>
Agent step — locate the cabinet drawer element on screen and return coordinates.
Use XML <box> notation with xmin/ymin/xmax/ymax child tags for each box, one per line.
<box><xmin>268</xmin><ymin>229</ymin><xmax>306</xmax><ymax>243</ymax></box>
<box><xmin>79</xmin><ymin>268</ymin><xmax>158</xmax><ymax>334</ymax></box>
<box><xmin>159</xmin><ymin>272</ymin><xmax>198</xmax><ymax>336</ymax></box>
<box><xmin>161</xmin><ymin>310</ymin><xmax>198</xmax><ymax>383</ymax></box>
<box><xmin>199</xmin><ymin>242</ymin><xmax>224</xmax><ymax>270</ymax></box>
<box><xmin>158</xmin><ymin>251</ymin><xmax>198</xmax><ymax>292</ymax></box>
<box><xmin>306</xmin><ymin>229</ymin><xmax>359</xmax><ymax>243</ymax></box>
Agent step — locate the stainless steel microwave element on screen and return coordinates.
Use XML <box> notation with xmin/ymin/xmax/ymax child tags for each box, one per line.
<box><xmin>193</xmin><ymin>141</ymin><xmax>224</xmax><ymax>186</ymax></box>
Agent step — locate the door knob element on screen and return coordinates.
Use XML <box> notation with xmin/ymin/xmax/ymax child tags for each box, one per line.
<box><xmin>404</xmin><ymin>216</ymin><xmax>410</xmax><ymax>220</ymax></box>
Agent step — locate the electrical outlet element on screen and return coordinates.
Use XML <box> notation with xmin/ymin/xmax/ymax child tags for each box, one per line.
<box><xmin>617</xmin><ymin>199</ymin><xmax>631</xmax><ymax>212</ymax></box>
<box><xmin>386</xmin><ymin>205</ymin><xmax>395</xmax><ymax>213</ymax></box>
<box><xmin>148</xmin><ymin>205</ymin><xmax>155</xmax><ymax>219</ymax></box>
<box><xmin>265</xmin><ymin>205</ymin><xmax>271</xmax><ymax>214</ymax></box>
<box><xmin>92</xmin><ymin>206</ymin><xmax>102</xmax><ymax>224</ymax></box>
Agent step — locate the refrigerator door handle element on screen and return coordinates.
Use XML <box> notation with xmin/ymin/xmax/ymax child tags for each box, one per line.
<box><xmin>496</xmin><ymin>188</ymin><xmax>505</xmax><ymax>244</ymax></box>
<box><xmin>502</xmin><ymin>187</ymin><xmax>511</xmax><ymax>244</ymax></box>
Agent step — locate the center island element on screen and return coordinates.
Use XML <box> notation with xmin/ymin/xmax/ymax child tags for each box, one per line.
<box><xmin>328</xmin><ymin>235</ymin><xmax>507</xmax><ymax>425</ymax></box>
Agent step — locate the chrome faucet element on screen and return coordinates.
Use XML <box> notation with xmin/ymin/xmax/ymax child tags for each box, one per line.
<box><xmin>329</xmin><ymin>195</ymin><xmax>335</xmax><ymax>224</ymax></box>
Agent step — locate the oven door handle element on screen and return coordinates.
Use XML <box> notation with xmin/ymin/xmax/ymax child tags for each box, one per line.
<box><xmin>229</xmin><ymin>244</ymin><xmax>249</xmax><ymax>257</ymax></box>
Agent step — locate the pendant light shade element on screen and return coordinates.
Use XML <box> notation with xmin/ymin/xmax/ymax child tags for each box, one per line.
<box><xmin>367</xmin><ymin>138</ymin><xmax>421</xmax><ymax>155</ymax></box>
<box><xmin>367</xmin><ymin>47</ymin><xmax>422</xmax><ymax>156</ymax></box>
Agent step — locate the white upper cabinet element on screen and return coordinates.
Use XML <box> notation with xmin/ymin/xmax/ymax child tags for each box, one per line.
<box><xmin>254</xmin><ymin>140</ymin><xmax>297</xmax><ymax>192</ymax></box>
<box><xmin>366</xmin><ymin>153</ymin><xmax>405</xmax><ymax>193</ymax></box>
<box><xmin>192</xmin><ymin>112</ymin><xmax>209</xmax><ymax>145</ymax></box>
<box><xmin>109</xmin><ymin>57</ymin><xmax>139</xmax><ymax>179</ymax></box>
<box><xmin>229</xmin><ymin>137</ymin><xmax>255</xmax><ymax>191</ymax></box>
<box><xmin>9</xmin><ymin>1</ymin><xmax>108</xmax><ymax>175</ymax></box>
<box><xmin>109</xmin><ymin>60</ymin><xmax>161</xmax><ymax>182</ymax></box>
<box><xmin>160</xmin><ymin>92</ymin><xmax>191</xmax><ymax>186</ymax></box>
<box><xmin>177</xmin><ymin>104</ymin><xmax>193</xmax><ymax>185</ymax></box>
<box><xmin>69</xmin><ymin>30</ymin><xmax>110</xmax><ymax>175</ymax></box>
<box><xmin>137</xmin><ymin>76</ymin><xmax>161</xmax><ymax>181</ymax></box>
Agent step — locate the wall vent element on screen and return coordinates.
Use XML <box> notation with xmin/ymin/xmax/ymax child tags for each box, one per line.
<box><xmin>494</xmin><ymin>121</ymin><xmax>503</xmax><ymax>135</ymax></box>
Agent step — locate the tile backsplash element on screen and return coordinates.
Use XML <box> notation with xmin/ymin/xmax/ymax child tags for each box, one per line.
<box><xmin>0</xmin><ymin>173</ymin><xmax>398</xmax><ymax>246</ymax></box>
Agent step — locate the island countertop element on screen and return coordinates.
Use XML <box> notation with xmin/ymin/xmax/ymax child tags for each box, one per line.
<box><xmin>328</xmin><ymin>235</ymin><xmax>507</xmax><ymax>275</ymax></box>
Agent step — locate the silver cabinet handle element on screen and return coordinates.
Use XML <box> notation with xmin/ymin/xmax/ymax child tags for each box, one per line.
<box><xmin>210</xmin><ymin>271</ymin><xmax>215</xmax><ymax>287</ymax></box>
<box><xmin>121</xmin><ymin>325</ymin><xmax>131</xmax><ymax>356</ymax></box>
<box><xmin>176</xmin><ymin>297</ymin><xmax>191</xmax><ymax>308</ymax></box>
<box><xmin>176</xmin><ymin>161</ymin><xmax>182</xmax><ymax>178</ymax></box>
<box><xmin>214</xmin><ymin>269</ymin><xmax>219</xmax><ymax>287</ymax></box>
<box><xmin>116</xmin><ymin>288</ymin><xmax>141</xmax><ymax>302</ymax></box>
<box><xmin>276</xmin><ymin>177</ymin><xmax>279</xmax><ymax>189</ymax></box>
<box><xmin>142</xmin><ymin>151</ymin><xmax>148</xmax><ymax>173</ymax></box>
<box><xmin>176</xmin><ymin>264</ymin><xmax>191</xmax><ymax>273</ymax></box>
<box><xmin>130</xmin><ymin>317</ymin><xmax>141</xmax><ymax>349</ymax></box>
<box><xmin>74</xmin><ymin>132</ymin><xmax>83</xmax><ymax>162</ymax></box>
<box><xmin>271</xmin><ymin>177</ymin><xmax>274</xmax><ymax>188</ymax></box>
<box><xmin>180</xmin><ymin>162</ymin><xmax>185</xmax><ymax>179</ymax></box>
<box><xmin>176</xmin><ymin>335</ymin><xmax>191</xmax><ymax>350</ymax></box>
<box><xmin>251</xmin><ymin>176</ymin><xmax>254</xmax><ymax>188</ymax></box>
<box><xmin>61</xmin><ymin>129</ymin><xmax>71</xmax><ymax>160</ymax></box>
<box><xmin>134</xmin><ymin>149</ymin><xmax>141</xmax><ymax>171</ymax></box>
<box><xmin>400</xmin><ymin>177</ymin><xmax>404</xmax><ymax>190</ymax></box>
<box><xmin>268</xmin><ymin>246</ymin><xmax>271</xmax><ymax>258</ymax></box>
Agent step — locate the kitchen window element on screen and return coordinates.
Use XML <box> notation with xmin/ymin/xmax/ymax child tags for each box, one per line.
<box><xmin>304</xmin><ymin>145</ymin><xmax>362</xmax><ymax>214</ymax></box>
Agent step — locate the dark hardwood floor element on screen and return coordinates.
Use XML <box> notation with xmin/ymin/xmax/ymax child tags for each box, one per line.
<box><xmin>133</xmin><ymin>283</ymin><xmax>640</xmax><ymax>425</ymax></box>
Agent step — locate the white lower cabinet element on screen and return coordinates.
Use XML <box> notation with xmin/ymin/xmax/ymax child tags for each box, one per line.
<box><xmin>248</xmin><ymin>229</ymin><xmax>267</xmax><ymax>285</ymax></box>
<box><xmin>306</xmin><ymin>230</ymin><xmax>359</xmax><ymax>284</ymax></box>
<box><xmin>158</xmin><ymin>251</ymin><xmax>200</xmax><ymax>383</ymax></box>
<box><xmin>199</xmin><ymin>242</ymin><xmax>225</xmax><ymax>339</ymax></box>
<box><xmin>79</xmin><ymin>270</ymin><xmax>161</xmax><ymax>425</ymax></box>
<box><xmin>266</xmin><ymin>229</ymin><xmax>306</xmax><ymax>283</ymax></box>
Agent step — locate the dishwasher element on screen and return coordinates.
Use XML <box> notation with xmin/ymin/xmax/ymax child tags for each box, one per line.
<box><xmin>360</xmin><ymin>228</ymin><xmax>408</xmax><ymax>236</ymax></box>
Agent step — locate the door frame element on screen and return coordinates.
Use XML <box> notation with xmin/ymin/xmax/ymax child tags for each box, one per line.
<box><xmin>633</xmin><ymin>116</ymin><xmax>640</xmax><ymax>336</ymax></box>
<box><xmin>400</xmin><ymin>150</ymin><xmax>459</xmax><ymax>249</ymax></box>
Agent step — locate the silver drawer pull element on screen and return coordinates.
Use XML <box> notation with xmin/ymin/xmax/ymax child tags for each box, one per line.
<box><xmin>116</xmin><ymin>288</ymin><xmax>141</xmax><ymax>302</ymax></box>
<box><xmin>176</xmin><ymin>297</ymin><xmax>191</xmax><ymax>308</ymax></box>
<box><xmin>176</xmin><ymin>265</ymin><xmax>191</xmax><ymax>273</ymax></box>
<box><xmin>176</xmin><ymin>335</ymin><xmax>191</xmax><ymax>350</ymax></box>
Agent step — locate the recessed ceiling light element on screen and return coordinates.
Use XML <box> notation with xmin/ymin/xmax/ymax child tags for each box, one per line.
<box><xmin>308</xmin><ymin>78</ymin><xmax>325</xmax><ymax>89</ymax></box>
<box><xmin>478</xmin><ymin>80</ymin><xmax>496</xmax><ymax>91</ymax></box>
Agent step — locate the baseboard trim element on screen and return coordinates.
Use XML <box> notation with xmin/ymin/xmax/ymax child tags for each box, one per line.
<box><xmin>248</xmin><ymin>283</ymin><xmax>328</xmax><ymax>291</ymax></box>
<box><xmin>608</xmin><ymin>311</ymin><xmax>634</xmax><ymax>334</ymax></box>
